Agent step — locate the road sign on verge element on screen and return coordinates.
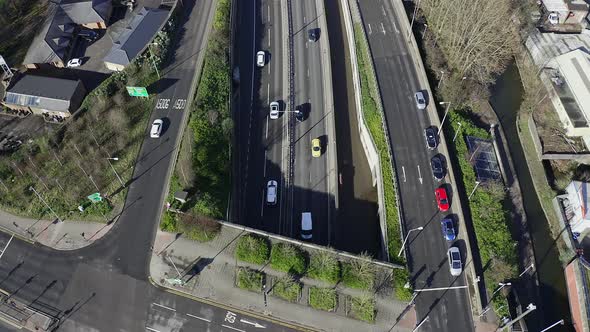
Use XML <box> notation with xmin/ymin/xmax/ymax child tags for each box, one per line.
<box><xmin>87</xmin><ymin>192</ymin><xmax>102</xmax><ymax>203</ymax></box>
<box><xmin>126</xmin><ymin>86</ymin><xmax>148</xmax><ymax>97</ymax></box>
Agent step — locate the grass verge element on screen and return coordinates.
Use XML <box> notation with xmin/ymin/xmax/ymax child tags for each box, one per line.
<box><xmin>307</xmin><ymin>250</ymin><xmax>340</xmax><ymax>284</ymax></box>
<box><xmin>235</xmin><ymin>234</ymin><xmax>270</xmax><ymax>265</ymax></box>
<box><xmin>270</xmin><ymin>243</ymin><xmax>306</xmax><ymax>275</ymax></box>
<box><xmin>271</xmin><ymin>277</ymin><xmax>301</xmax><ymax>303</ymax></box>
<box><xmin>341</xmin><ymin>257</ymin><xmax>375</xmax><ymax>290</ymax></box>
<box><xmin>236</xmin><ymin>267</ymin><xmax>263</xmax><ymax>292</ymax></box>
<box><xmin>349</xmin><ymin>295</ymin><xmax>376</xmax><ymax>323</ymax></box>
<box><xmin>309</xmin><ymin>287</ymin><xmax>337</xmax><ymax>312</ymax></box>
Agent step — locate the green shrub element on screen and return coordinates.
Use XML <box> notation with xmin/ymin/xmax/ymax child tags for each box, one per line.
<box><xmin>307</xmin><ymin>250</ymin><xmax>340</xmax><ymax>284</ymax></box>
<box><xmin>349</xmin><ymin>295</ymin><xmax>376</xmax><ymax>323</ymax></box>
<box><xmin>393</xmin><ymin>268</ymin><xmax>413</xmax><ymax>301</ymax></box>
<box><xmin>309</xmin><ymin>287</ymin><xmax>337</xmax><ymax>312</ymax></box>
<box><xmin>160</xmin><ymin>211</ymin><xmax>178</xmax><ymax>232</ymax></box>
<box><xmin>235</xmin><ymin>234</ymin><xmax>270</xmax><ymax>264</ymax></box>
<box><xmin>341</xmin><ymin>257</ymin><xmax>375</xmax><ymax>290</ymax></box>
<box><xmin>270</xmin><ymin>243</ymin><xmax>306</xmax><ymax>275</ymax></box>
<box><xmin>236</xmin><ymin>267</ymin><xmax>263</xmax><ymax>292</ymax></box>
<box><xmin>176</xmin><ymin>213</ymin><xmax>220</xmax><ymax>242</ymax></box>
<box><xmin>272</xmin><ymin>276</ymin><xmax>301</xmax><ymax>303</ymax></box>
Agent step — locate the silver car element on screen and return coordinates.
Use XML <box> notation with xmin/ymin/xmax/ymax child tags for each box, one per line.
<box><xmin>414</xmin><ymin>91</ymin><xmax>427</xmax><ymax>110</ymax></box>
<box><xmin>448</xmin><ymin>247</ymin><xmax>462</xmax><ymax>276</ymax></box>
<box><xmin>256</xmin><ymin>51</ymin><xmax>265</xmax><ymax>67</ymax></box>
<box><xmin>266</xmin><ymin>180</ymin><xmax>277</xmax><ymax>205</ymax></box>
<box><xmin>269</xmin><ymin>101</ymin><xmax>280</xmax><ymax>119</ymax></box>
<box><xmin>150</xmin><ymin>119</ymin><xmax>163</xmax><ymax>138</ymax></box>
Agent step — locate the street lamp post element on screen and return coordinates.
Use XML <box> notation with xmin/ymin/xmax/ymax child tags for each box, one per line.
<box><xmin>408</xmin><ymin>0</ymin><xmax>422</xmax><ymax>39</ymax></box>
<box><xmin>437</xmin><ymin>70</ymin><xmax>445</xmax><ymax>89</ymax></box>
<box><xmin>412</xmin><ymin>316</ymin><xmax>429</xmax><ymax>332</ymax></box>
<box><xmin>453</xmin><ymin>122</ymin><xmax>463</xmax><ymax>142</ymax></box>
<box><xmin>519</xmin><ymin>263</ymin><xmax>535</xmax><ymax>277</ymax></box>
<box><xmin>437</xmin><ymin>101</ymin><xmax>451</xmax><ymax>136</ymax></box>
<box><xmin>398</xmin><ymin>226</ymin><xmax>424</xmax><ymax>257</ymax></box>
<box><xmin>29</xmin><ymin>186</ymin><xmax>63</xmax><ymax>223</ymax></box>
<box><xmin>147</xmin><ymin>43</ymin><xmax>161</xmax><ymax>79</ymax></box>
<box><xmin>422</xmin><ymin>24</ymin><xmax>428</xmax><ymax>38</ymax></box>
<box><xmin>105</xmin><ymin>158</ymin><xmax>124</xmax><ymax>187</ymax></box>
<box><xmin>540</xmin><ymin>319</ymin><xmax>564</xmax><ymax>332</ymax></box>
<box><xmin>497</xmin><ymin>303</ymin><xmax>536</xmax><ymax>331</ymax></box>
<box><xmin>468</xmin><ymin>181</ymin><xmax>481</xmax><ymax>200</ymax></box>
<box><xmin>490</xmin><ymin>282</ymin><xmax>511</xmax><ymax>299</ymax></box>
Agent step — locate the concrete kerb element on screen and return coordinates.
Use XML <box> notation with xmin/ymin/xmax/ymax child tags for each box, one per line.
<box><xmin>316</xmin><ymin>0</ymin><xmax>339</xmax><ymax>248</ymax></box>
<box><xmin>341</xmin><ymin>0</ymin><xmax>390</xmax><ymax>262</ymax></box>
<box><xmin>147</xmin><ymin>276</ymin><xmax>319</xmax><ymax>332</ymax></box>
<box><xmin>385</xmin><ymin>0</ymin><xmax>483</xmax><ymax>317</ymax></box>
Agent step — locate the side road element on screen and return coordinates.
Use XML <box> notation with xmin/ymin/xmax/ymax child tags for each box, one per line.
<box><xmin>0</xmin><ymin>209</ymin><xmax>112</xmax><ymax>250</ymax></box>
<box><xmin>150</xmin><ymin>225</ymin><xmax>415</xmax><ymax>332</ymax></box>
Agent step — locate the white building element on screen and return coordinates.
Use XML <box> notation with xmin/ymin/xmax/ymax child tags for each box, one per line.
<box><xmin>561</xmin><ymin>180</ymin><xmax>590</xmax><ymax>234</ymax></box>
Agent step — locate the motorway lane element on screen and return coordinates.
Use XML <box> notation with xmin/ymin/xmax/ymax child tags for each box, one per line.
<box><xmin>357</xmin><ymin>0</ymin><xmax>473</xmax><ymax>331</ymax></box>
<box><xmin>290</xmin><ymin>0</ymin><xmax>331</xmax><ymax>245</ymax></box>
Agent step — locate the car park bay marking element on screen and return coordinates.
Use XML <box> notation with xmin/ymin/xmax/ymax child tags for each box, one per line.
<box><xmin>152</xmin><ymin>303</ymin><xmax>175</xmax><ymax>311</ymax></box>
<box><xmin>186</xmin><ymin>313</ymin><xmax>211</xmax><ymax>322</ymax></box>
<box><xmin>417</xmin><ymin>165</ymin><xmax>423</xmax><ymax>184</ymax></box>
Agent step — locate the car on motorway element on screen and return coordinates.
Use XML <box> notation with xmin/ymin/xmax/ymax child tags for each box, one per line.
<box><xmin>66</xmin><ymin>58</ymin><xmax>82</xmax><ymax>68</ymax></box>
<box><xmin>448</xmin><ymin>247</ymin><xmax>462</xmax><ymax>276</ymax></box>
<box><xmin>256</xmin><ymin>51</ymin><xmax>266</xmax><ymax>67</ymax></box>
<box><xmin>308</xmin><ymin>28</ymin><xmax>319</xmax><ymax>42</ymax></box>
<box><xmin>424</xmin><ymin>127</ymin><xmax>438</xmax><ymax>150</ymax></box>
<box><xmin>295</xmin><ymin>105</ymin><xmax>306</xmax><ymax>122</ymax></box>
<box><xmin>431</xmin><ymin>154</ymin><xmax>445</xmax><ymax>181</ymax></box>
<box><xmin>266</xmin><ymin>180</ymin><xmax>277</xmax><ymax>205</ymax></box>
<box><xmin>441</xmin><ymin>217</ymin><xmax>456</xmax><ymax>241</ymax></box>
<box><xmin>435</xmin><ymin>186</ymin><xmax>450</xmax><ymax>212</ymax></box>
<box><xmin>301</xmin><ymin>212</ymin><xmax>313</xmax><ymax>239</ymax></box>
<box><xmin>150</xmin><ymin>119</ymin><xmax>163</xmax><ymax>138</ymax></box>
<box><xmin>414</xmin><ymin>91</ymin><xmax>427</xmax><ymax>110</ymax></box>
<box><xmin>269</xmin><ymin>101</ymin><xmax>280</xmax><ymax>119</ymax></box>
<box><xmin>311</xmin><ymin>138</ymin><xmax>321</xmax><ymax>157</ymax></box>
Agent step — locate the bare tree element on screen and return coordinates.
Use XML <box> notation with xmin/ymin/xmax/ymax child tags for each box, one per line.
<box><xmin>421</xmin><ymin>0</ymin><xmax>518</xmax><ymax>84</ymax></box>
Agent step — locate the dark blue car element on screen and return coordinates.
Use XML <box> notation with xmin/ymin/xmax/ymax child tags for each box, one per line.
<box><xmin>441</xmin><ymin>217</ymin><xmax>456</xmax><ymax>241</ymax></box>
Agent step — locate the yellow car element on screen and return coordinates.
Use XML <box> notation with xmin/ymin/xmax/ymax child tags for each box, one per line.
<box><xmin>311</xmin><ymin>138</ymin><xmax>321</xmax><ymax>157</ymax></box>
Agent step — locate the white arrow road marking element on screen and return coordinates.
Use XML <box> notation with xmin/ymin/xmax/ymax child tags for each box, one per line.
<box><xmin>402</xmin><ymin>166</ymin><xmax>406</xmax><ymax>182</ymax></box>
<box><xmin>240</xmin><ymin>318</ymin><xmax>266</xmax><ymax>328</ymax></box>
<box><xmin>417</xmin><ymin>165</ymin><xmax>423</xmax><ymax>184</ymax></box>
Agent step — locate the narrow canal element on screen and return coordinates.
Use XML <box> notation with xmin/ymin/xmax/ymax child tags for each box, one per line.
<box><xmin>490</xmin><ymin>62</ymin><xmax>573</xmax><ymax>331</ymax></box>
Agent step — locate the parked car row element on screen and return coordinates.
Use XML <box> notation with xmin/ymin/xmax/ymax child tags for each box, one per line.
<box><xmin>415</xmin><ymin>89</ymin><xmax>463</xmax><ymax>277</ymax></box>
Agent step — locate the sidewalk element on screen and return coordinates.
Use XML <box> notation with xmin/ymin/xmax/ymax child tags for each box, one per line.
<box><xmin>150</xmin><ymin>225</ymin><xmax>416</xmax><ymax>332</ymax></box>
<box><xmin>0</xmin><ymin>209</ymin><xmax>113</xmax><ymax>250</ymax></box>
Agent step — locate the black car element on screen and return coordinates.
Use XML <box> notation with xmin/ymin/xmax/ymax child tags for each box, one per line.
<box><xmin>295</xmin><ymin>104</ymin><xmax>306</xmax><ymax>122</ymax></box>
<box><xmin>308</xmin><ymin>28</ymin><xmax>319</xmax><ymax>42</ymax></box>
<box><xmin>424</xmin><ymin>127</ymin><xmax>438</xmax><ymax>150</ymax></box>
<box><xmin>78</xmin><ymin>29</ymin><xmax>99</xmax><ymax>41</ymax></box>
<box><xmin>431</xmin><ymin>154</ymin><xmax>445</xmax><ymax>181</ymax></box>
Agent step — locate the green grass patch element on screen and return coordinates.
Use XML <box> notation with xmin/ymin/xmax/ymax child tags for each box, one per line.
<box><xmin>270</xmin><ymin>243</ymin><xmax>306</xmax><ymax>275</ymax></box>
<box><xmin>393</xmin><ymin>268</ymin><xmax>413</xmax><ymax>301</ymax></box>
<box><xmin>235</xmin><ymin>234</ymin><xmax>270</xmax><ymax>265</ymax></box>
<box><xmin>185</xmin><ymin>0</ymin><xmax>232</xmax><ymax>219</ymax></box>
<box><xmin>271</xmin><ymin>277</ymin><xmax>301</xmax><ymax>302</ymax></box>
<box><xmin>236</xmin><ymin>267</ymin><xmax>263</xmax><ymax>292</ymax></box>
<box><xmin>307</xmin><ymin>250</ymin><xmax>340</xmax><ymax>284</ymax></box>
<box><xmin>160</xmin><ymin>211</ymin><xmax>178</xmax><ymax>232</ymax></box>
<box><xmin>353</xmin><ymin>23</ymin><xmax>402</xmax><ymax>264</ymax></box>
<box><xmin>309</xmin><ymin>287</ymin><xmax>337</xmax><ymax>312</ymax></box>
<box><xmin>176</xmin><ymin>213</ymin><xmax>221</xmax><ymax>242</ymax></box>
<box><xmin>341</xmin><ymin>258</ymin><xmax>375</xmax><ymax>290</ymax></box>
<box><xmin>349</xmin><ymin>295</ymin><xmax>376</xmax><ymax>323</ymax></box>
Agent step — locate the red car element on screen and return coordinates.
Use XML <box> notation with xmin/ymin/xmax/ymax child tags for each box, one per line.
<box><xmin>435</xmin><ymin>187</ymin><xmax>450</xmax><ymax>212</ymax></box>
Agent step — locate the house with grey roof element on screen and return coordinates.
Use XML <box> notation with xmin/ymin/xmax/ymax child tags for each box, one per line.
<box><xmin>103</xmin><ymin>7</ymin><xmax>169</xmax><ymax>72</ymax></box>
<box><xmin>23</xmin><ymin>0</ymin><xmax>112</xmax><ymax>68</ymax></box>
<box><xmin>2</xmin><ymin>74</ymin><xmax>87</xmax><ymax>118</ymax></box>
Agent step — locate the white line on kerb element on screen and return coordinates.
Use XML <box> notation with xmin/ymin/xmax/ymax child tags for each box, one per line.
<box><xmin>146</xmin><ymin>327</ymin><xmax>161</xmax><ymax>332</ymax></box>
<box><xmin>152</xmin><ymin>303</ymin><xmax>175</xmax><ymax>312</ymax></box>
<box><xmin>382</xmin><ymin>5</ymin><xmax>386</xmax><ymax>16</ymax></box>
<box><xmin>368</xmin><ymin>23</ymin><xmax>372</xmax><ymax>34</ymax></box>
<box><xmin>402</xmin><ymin>166</ymin><xmax>406</xmax><ymax>182</ymax></box>
<box><xmin>222</xmin><ymin>324</ymin><xmax>245</xmax><ymax>332</ymax></box>
<box><xmin>381</xmin><ymin>22</ymin><xmax>386</xmax><ymax>35</ymax></box>
<box><xmin>186</xmin><ymin>313</ymin><xmax>211</xmax><ymax>322</ymax></box>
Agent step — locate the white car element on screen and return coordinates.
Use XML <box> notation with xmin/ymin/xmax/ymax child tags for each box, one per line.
<box><xmin>301</xmin><ymin>212</ymin><xmax>312</xmax><ymax>240</ymax></box>
<box><xmin>266</xmin><ymin>180</ymin><xmax>277</xmax><ymax>205</ymax></box>
<box><xmin>448</xmin><ymin>247</ymin><xmax>462</xmax><ymax>277</ymax></box>
<box><xmin>414</xmin><ymin>91</ymin><xmax>426</xmax><ymax>110</ymax></box>
<box><xmin>150</xmin><ymin>119</ymin><xmax>163</xmax><ymax>138</ymax></box>
<box><xmin>269</xmin><ymin>101</ymin><xmax>280</xmax><ymax>119</ymax></box>
<box><xmin>66</xmin><ymin>58</ymin><xmax>82</xmax><ymax>68</ymax></box>
<box><xmin>256</xmin><ymin>51</ymin><xmax>266</xmax><ymax>67</ymax></box>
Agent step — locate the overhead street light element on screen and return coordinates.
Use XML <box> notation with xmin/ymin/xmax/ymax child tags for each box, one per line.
<box><xmin>438</xmin><ymin>101</ymin><xmax>451</xmax><ymax>136</ymax></box>
<box><xmin>106</xmin><ymin>157</ymin><xmax>119</xmax><ymax>161</ymax></box>
<box><xmin>398</xmin><ymin>226</ymin><xmax>424</xmax><ymax>257</ymax></box>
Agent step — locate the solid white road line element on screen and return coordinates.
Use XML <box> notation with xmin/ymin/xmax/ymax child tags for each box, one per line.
<box><xmin>260</xmin><ymin>190</ymin><xmax>265</xmax><ymax>217</ymax></box>
<box><xmin>382</xmin><ymin>5</ymin><xmax>386</xmax><ymax>16</ymax></box>
<box><xmin>146</xmin><ymin>327</ymin><xmax>161</xmax><ymax>332</ymax></box>
<box><xmin>267</xmin><ymin>84</ymin><xmax>270</xmax><ymax>105</ymax></box>
<box><xmin>417</xmin><ymin>165</ymin><xmax>423</xmax><ymax>184</ymax></box>
<box><xmin>152</xmin><ymin>303</ymin><xmax>175</xmax><ymax>312</ymax></box>
<box><xmin>415</xmin><ymin>285</ymin><xmax>468</xmax><ymax>292</ymax></box>
<box><xmin>186</xmin><ymin>313</ymin><xmax>211</xmax><ymax>322</ymax></box>
<box><xmin>268</xmin><ymin>5</ymin><xmax>270</xmax><ymax>23</ymax></box>
<box><xmin>222</xmin><ymin>324</ymin><xmax>245</xmax><ymax>332</ymax></box>
<box><xmin>265</xmin><ymin>116</ymin><xmax>269</xmax><ymax>139</ymax></box>
<box><xmin>264</xmin><ymin>150</ymin><xmax>268</xmax><ymax>176</ymax></box>
<box><xmin>268</xmin><ymin>28</ymin><xmax>271</xmax><ymax>47</ymax></box>
<box><xmin>402</xmin><ymin>166</ymin><xmax>406</xmax><ymax>182</ymax></box>
<box><xmin>381</xmin><ymin>22</ymin><xmax>386</xmax><ymax>34</ymax></box>
<box><xmin>368</xmin><ymin>23</ymin><xmax>372</xmax><ymax>34</ymax></box>
<box><xmin>303</xmin><ymin>16</ymin><xmax>306</xmax><ymax>23</ymax></box>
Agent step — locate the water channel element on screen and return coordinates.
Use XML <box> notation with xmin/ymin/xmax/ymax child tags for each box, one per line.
<box><xmin>490</xmin><ymin>62</ymin><xmax>573</xmax><ymax>331</ymax></box>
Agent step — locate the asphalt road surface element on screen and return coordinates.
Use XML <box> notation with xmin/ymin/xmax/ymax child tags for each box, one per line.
<box><xmin>357</xmin><ymin>0</ymin><xmax>474</xmax><ymax>331</ymax></box>
<box><xmin>238</xmin><ymin>0</ymin><xmax>336</xmax><ymax>245</ymax></box>
<box><xmin>0</xmin><ymin>1</ymin><xmax>297</xmax><ymax>331</ymax></box>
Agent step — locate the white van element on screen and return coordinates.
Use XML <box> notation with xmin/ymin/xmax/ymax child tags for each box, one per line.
<box><xmin>301</xmin><ymin>212</ymin><xmax>313</xmax><ymax>240</ymax></box>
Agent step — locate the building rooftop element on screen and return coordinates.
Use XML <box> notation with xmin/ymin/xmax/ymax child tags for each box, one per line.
<box><xmin>553</xmin><ymin>49</ymin><xmax>590</xmax><ymax>128</ymax></box>
<box><xmin>3</xmin><ymin>74</ymin><xmax>83</xmax><ymax>112</ymax></box>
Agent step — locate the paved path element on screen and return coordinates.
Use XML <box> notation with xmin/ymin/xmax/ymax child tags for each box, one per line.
<box><xmin>0</xmin><ymin>210</ymin><xmax>112</xmax><ymax>250</ymax></box>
